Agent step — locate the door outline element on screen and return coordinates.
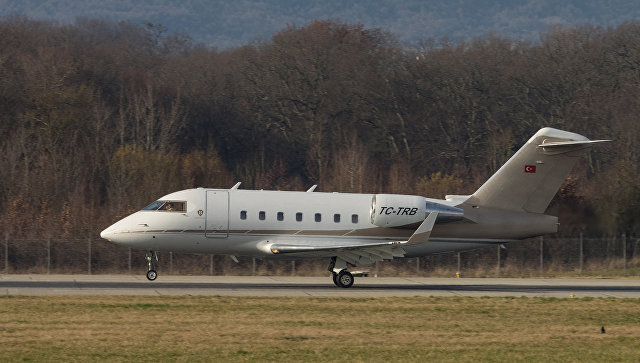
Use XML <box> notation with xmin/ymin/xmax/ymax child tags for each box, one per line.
<box><xmin>205</xmin><ymin>190</ymin><xmax>229</xmax><ymax>238</ymax></box>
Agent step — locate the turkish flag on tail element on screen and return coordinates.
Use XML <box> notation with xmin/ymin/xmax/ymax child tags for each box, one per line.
<box><xmin>524</xmin><ymin>165</ymin><xmax>536</xmax><ymax>173</ymax></box>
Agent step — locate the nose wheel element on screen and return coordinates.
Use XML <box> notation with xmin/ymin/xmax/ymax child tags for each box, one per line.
<box><xmin>146</xmin><ymin>269</ymin><xmax>158</xmax><ymax>281</ymax></box>
<box><xmin>145</xmin><ymin>251</ymin><xmax>159</xmax><ymax>281</ymax></box>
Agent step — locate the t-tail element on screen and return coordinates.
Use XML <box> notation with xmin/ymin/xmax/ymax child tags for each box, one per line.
<box><xmin>464</xmin><ymin>127</ymin><xmax>610</xmax><ymax>213</ymax></box>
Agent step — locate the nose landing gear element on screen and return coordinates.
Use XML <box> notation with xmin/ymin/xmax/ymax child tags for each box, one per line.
<box><xmin>146</xmin><ymin>269</ymin><xmax>157</xmax><ymax>281</ymax></box>
<box><xmin>145</xmin><ymin>251</ymin><xmax>158</xmax><ymax>281</ymax></box>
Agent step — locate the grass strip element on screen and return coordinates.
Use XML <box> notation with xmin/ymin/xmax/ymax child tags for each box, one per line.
<box><xmin>1</xmin><ymin>295</ymin><xmax>639</xmax><ymax>362</ymax></box>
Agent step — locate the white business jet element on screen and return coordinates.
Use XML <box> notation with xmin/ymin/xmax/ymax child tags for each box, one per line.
<box><xmin>100</xmin><ymin>128</ymin><xmax>609</xmax><ymax>287</ymax></box>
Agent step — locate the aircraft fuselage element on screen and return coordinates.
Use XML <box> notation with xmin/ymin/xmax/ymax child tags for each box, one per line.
<box><xmin>100</xmin><ymin>188</ymin><xmax>556</xmax><ymax>258</ymax></box>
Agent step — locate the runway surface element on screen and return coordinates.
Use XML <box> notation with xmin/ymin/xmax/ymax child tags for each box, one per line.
<box><xmin>2</xmin><ymin>275</ymin><xmax>640</xmax><ymax>297</ymax></box>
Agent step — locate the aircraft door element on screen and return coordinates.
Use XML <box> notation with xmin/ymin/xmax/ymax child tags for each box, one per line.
<box><xmin>205</xmin><ymin>190</ymin><xmax>229</xmax><ymax>238</ymax></box>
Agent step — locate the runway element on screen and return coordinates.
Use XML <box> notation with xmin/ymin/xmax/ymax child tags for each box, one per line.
<box><xmin>2</xmin><ymin>275</ymin><xmax>640</xmax><ymax>297</ymax></box>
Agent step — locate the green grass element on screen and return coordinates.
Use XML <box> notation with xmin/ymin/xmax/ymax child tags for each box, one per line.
<box><xmin>1</xmin><ymin>296</ymin><xmax>639</xmax><ymax>362</ymax></box>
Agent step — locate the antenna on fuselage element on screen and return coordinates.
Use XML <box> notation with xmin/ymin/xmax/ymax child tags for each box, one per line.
<box><xmin>306</xmin><ymin>185</ymin><xmax>317</xmax><ymax>192</ymax></box>
<box><xmin>230</xmin><ymin>182</ymin><xmax>241</xmax><ymax>190</ymax></box>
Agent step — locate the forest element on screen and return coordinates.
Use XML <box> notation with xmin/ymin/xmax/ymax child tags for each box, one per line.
<box><xmin>0</xmin><ymin>16</ymin><xmax>638</xmax><ymax>245</ymax></box>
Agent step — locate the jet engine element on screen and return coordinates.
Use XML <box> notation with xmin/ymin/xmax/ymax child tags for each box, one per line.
<box><xmin>370</xmin><ymin>194</ymin><xmax>426</xmax><ymax>228</ymax></box>
<box><xmin>370</xmin><ymin>194</ymin><xmax>465</xmax><ymax>228</ymax></box>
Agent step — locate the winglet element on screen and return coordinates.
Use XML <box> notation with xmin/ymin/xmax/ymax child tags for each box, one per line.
<box><xmin>407</xmin><ymin>212</ymin><xmax>438</xmax><ymax>244</ymax></box>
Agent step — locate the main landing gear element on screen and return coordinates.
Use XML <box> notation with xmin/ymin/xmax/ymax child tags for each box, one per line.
<box><xmin>145</xmin><ymin>251</ymin><xmax>158</xmax><ymax>281</ymax></box>
<box><xmin>328</xmin><ymin>257</ymin><xmax>354</xmax><ymax>288</ymax></box>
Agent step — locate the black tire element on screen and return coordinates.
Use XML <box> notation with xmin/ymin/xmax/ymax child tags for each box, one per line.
<box><xmin>337</xmin><ymin>270</ymin><xmax>354</xmax><ymax>288</ymax></box>
<box><xmin>332</xmin><ymin>272</ymin><xmax>339</xmax><ymax>287</ymax></box>
<box><xmin>146</xmin><ymin>269</ymin><xmax>158</xmax><ymax>281</ymax></box>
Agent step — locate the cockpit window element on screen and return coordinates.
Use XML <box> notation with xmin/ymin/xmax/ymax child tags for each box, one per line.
<box><xmin>142</xmin><ymin>200</ymin><xmax>186</xmax><ymax>212</ymax></box>
<box><xmin>142</xmin><ymin>201</ymin><xmax>164</xmax><ymax>210</ymax></box>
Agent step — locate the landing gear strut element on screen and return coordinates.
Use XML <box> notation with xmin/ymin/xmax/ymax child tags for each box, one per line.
<box><xmin>328</xmin><ymin>257</ymin><xmax>354</xmax><ymax>288</ymax></box>
<box><xmin>145</xmin><ymin>251</ymin><xmax>158</xmax><ymax>281</ymax></box>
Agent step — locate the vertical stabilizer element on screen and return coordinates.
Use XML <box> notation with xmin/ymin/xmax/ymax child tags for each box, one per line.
<box><xmin>467</xmin><ymin>128</ymin><xmax>605</xmax><ymax>213</ymax></box>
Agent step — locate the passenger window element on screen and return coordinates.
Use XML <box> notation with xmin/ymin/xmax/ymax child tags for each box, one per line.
<box><xmin>259</xmin><ymin>211</ymin><xmax>266</xmax><ymax>220</ymax></box>
<box><xmin>334</xmin><ymin>214</ymin><xmax>340</xmax><ymax>223</ymax></box>
<box><xmin>277</xmin><ymin>212</ymin><xmax>284</xmax><ymax>221</ymax></box>
<box><xmin>352</xmin><ymin>214</ymin><xmax>358</xmax><ymax>224</ymax></box>
<box><xmin>296</xmin><ymin>212</ymin><xmax>303</xmax><ymax>222</ymax></box>
<box><xmin>315</xmin><ymin>213</ymin><xmax>321</xmax><ymax>222</ymax></box>
<box><xmin>240</xmin><ymin>211</ymin><xmax>247</xmax><ymax>220</ymax></box>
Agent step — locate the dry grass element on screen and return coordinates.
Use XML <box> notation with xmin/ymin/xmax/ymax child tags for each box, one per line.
<box><xmin>1</xmin><ymin>296</ymin><xmax>640</xmax><ymax>362</ymax></box>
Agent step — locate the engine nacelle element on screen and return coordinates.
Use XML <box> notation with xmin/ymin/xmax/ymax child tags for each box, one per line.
<box><xmin>370</xmin><ymin>194</ymin><xmax>426</xmax><ymax>228</ymax></box>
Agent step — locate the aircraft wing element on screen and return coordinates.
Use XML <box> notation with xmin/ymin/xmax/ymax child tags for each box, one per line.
<box><xmin>267</xmin><ymin>212</ymin><xmax>439</xmax><ymax>267</ymax></box>
<box><xmin>269</xmin><ymin>239</ymin><xmax>406</xmax><ymax>267</ymax></box>
<box><xmin>269</xmin><ymin>240</ymin><xmax>403</xmax><ymax>254</ymax></box>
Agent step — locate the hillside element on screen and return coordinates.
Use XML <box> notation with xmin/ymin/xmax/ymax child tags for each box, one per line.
<box><xmin>1</xmin><ymin>0</ymin><xmax>640</xmax><ymax>48</ymax></box>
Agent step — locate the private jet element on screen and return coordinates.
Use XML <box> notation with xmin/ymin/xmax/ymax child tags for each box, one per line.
<box><xmin>100</xmin><ymin>127</ymin><xmax>609</xmax><ymax>287</ymax></box>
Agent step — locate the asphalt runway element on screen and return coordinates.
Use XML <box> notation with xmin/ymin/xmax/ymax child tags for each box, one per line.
<box><xmin>2</xmin><ymin>275</ymin><xmax>640</xmax><ymax>297</ymax></box>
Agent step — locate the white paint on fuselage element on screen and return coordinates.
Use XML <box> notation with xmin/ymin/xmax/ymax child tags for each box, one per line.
<box><xmin>229</xmin><ymin>189</ymin><xmax>373</xmax><ymax>231</ymax></box>
<box><xmin>100</xmin><ymin>187</ymin><xmax>517</xmax><ymax>258</ymax></box>
<box><xmin>102</xmin><ymin>188</ymin><xmax>375</xmax><ymax>253</ymax></box>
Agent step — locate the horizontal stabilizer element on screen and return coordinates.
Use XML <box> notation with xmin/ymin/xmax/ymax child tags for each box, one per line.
<box><xmin>538</xmin><ymin>139</ymin><xmax>611</xmax><ymax>148</ymax></box>
<box><xmin>538</xmin><ymin>139</ymin><xmax>611</xmax><ymax>154</ymax></box>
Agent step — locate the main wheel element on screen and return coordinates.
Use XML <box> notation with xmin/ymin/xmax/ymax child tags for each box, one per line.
<box><xmin>332</xmin><ymin>272</ymin><xmax>339</xmax><ymax>287</ymax></box>
<box><xmin>146</xmin><ymin>269</ymin><xmax>158</xmax><ymax>281</ymax></box>
<box><xmin>337</xmin><ymin>270</ymin><xmax>354</xmax><ymax>288</ymax></box>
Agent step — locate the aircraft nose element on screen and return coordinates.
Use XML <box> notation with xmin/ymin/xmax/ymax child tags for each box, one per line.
<box><xmin>100</xmin><ymin>212</ymin><xmax>148</xmax><ymax>247</ymax></box>
<box><xmin>100</xmin><ymin>228</ymin><xmax>113</xmax><ymax>241</ymax></box>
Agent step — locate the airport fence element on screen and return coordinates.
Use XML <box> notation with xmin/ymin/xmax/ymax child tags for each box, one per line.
<box><xmin>1</xmin><ymin>233</ymin><xmax>639</xmax><ymax>277</ymax></box>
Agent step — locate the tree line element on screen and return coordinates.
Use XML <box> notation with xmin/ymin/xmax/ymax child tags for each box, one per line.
<box><xmin>0</xmin><ymin>17</ymin><xmax>638</xmax><ymax>241</ymax></box>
